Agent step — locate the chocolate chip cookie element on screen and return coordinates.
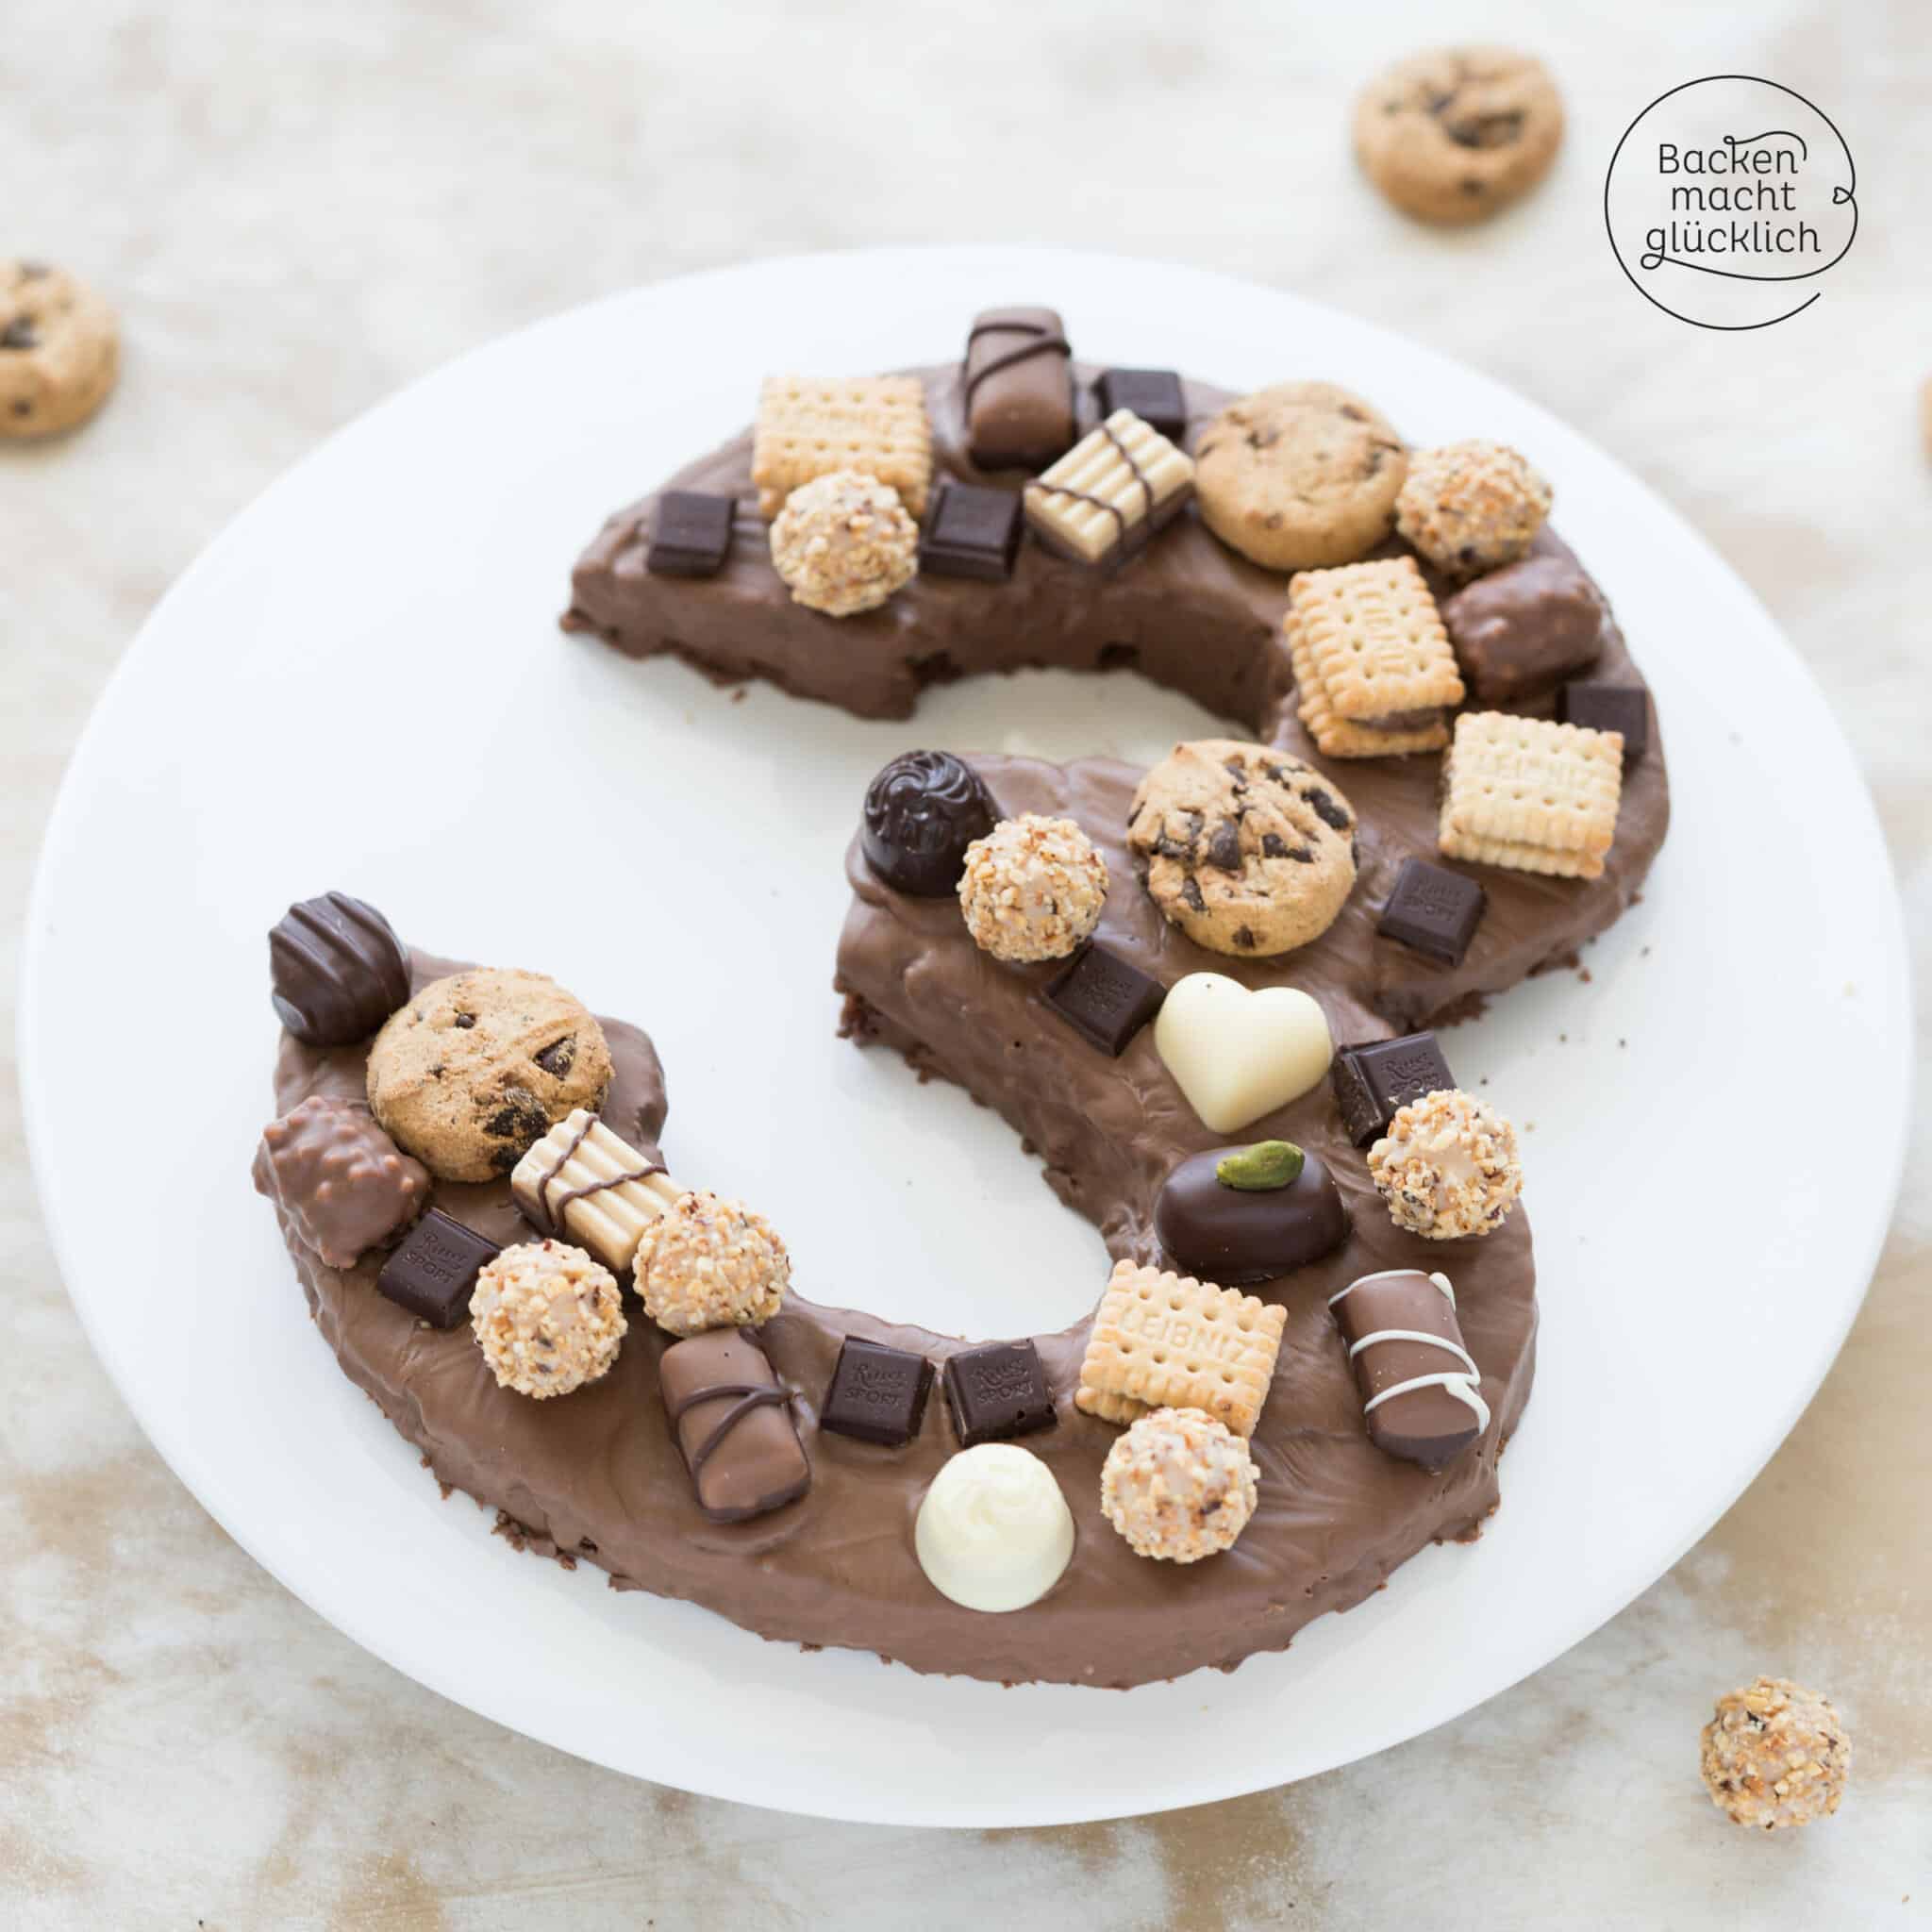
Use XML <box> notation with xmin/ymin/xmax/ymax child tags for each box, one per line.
<box><xmin>1194</xmin><ymin>382</ymin><xmax>1407</xmax><ymax>573</ymax></box>
<box><xmin>1126</xmin><ymin>740</ymin><xmax>1358</xmax><ymax>957</ymax></box>
<box><xmin>366</xmin><ymin>969</ymin><xmax>614</xmax><ymax>1182</ymax></box>
<box><xmin>1353</xmin><ymin>47</ymin><xmax>1563</xmax><ymax>225</ymax></box>
<box><xmin>0</xmin><ymin>260</ymin><xmax>120</xmax><ymax>439</ymax></box>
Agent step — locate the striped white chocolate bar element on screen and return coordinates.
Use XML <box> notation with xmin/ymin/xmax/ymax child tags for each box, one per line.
<box><xmin>510</xmin><ymin>1108</ymin><xmax>681</xmax><ymax>1272</ymax></box>
<box><xmin>1022</xmin><ymin>408</ymin><xmax>1194</xmax><ymax>565</ymax></box>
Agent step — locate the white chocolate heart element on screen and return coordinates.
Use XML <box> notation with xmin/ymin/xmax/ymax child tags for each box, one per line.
<box><xmin>1154</xmin><ymin>973</ymin><xmax>1334</xmax><ymax>1135</ymax></box>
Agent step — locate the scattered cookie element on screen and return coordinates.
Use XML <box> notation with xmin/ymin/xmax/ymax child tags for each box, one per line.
<box><xmin>1194</xmin><ymin>381</ymin><xmax>1407</xmax><ymax>572</ymax></box>
<box><xmin>1701</xmin><ymin>1677</ymin><xmax>1851</xmax><ymax>1830</ymax></box>
<box><xmin>958</xmin><ymin>813</ymin><xmax>1108</xmax><ymax>963</ymax></box>
<box><xmin>1126</xmin><ymin>739</ymin><xmax>1358</xmax><ymax>955</ymax></box>
<box><xmin>915</xmin><ymin>1443</ymin><xmax>1074</xmax><ymax>1611</ymax></box>
<box><xmin>1353</xmin><ymin>47</ymin><xmax>1564</xmax><ymax>225</ymax></box>
<box><xmin>1023</xmin><ymin>408</ymin><xmax>1194</xmax><ymax>566</ymax></box>
<box><xmin>470</xmin><ymin>1239</ymin><xmax>626</xmax><ymax>1399</ymax></box>
<box><xmin>1438</xmin><ymin>710</ymin><xmax>1624</xmax><ymax>879</ymax></box>
<box><xmin>1441</xmin><ymin>550</ymin><xmax>1603</xmax><ymax>702</ymax></box>
<box><xmin>1154</xmin><ymin>972</ymin><xmax>1334</xmax><ymax>1136</ymax></box>
<box><xmin>1286</xmin><ymin>558</ymin><xmax>1464</xmax><ymax>759</ymax></box>
<box><xmin>659</xmin><ymin>1327</ymin><xmax>810</xmax><ymax>1523</ymax></box>
<box><xmin>1396</xmin><ymin>441</ymin><xmax>1552</xmax><ymax>578</ymax></box>
<box><xmin>1329</xmin><ymin>1268</ymin><xmax>1490</xmax><ymax>1467</ymax></box>
<box><xmin>0</xmin><ymin>260</ymin><xmax>119</xmax><ymax>439</ymax></box>
<box><xmin>633</xmin><ymin>1188</ymin><xmax>789</xmax><ymax>1336</ymax></box>
<box><xmin>751</xmin><ymin>374</ymin><xmax>932</xmax><ymax>518</ymax></box>
<box><xmin>365</xmin><ymin>968</ymin><xmax>613</xmax><ymax>1183</ymax></box>
<box><xmin>1368</xmin><ymin>1088</ymin><xmax>1523</xmax><ymax>1240</ymax></box>
<box><xmin>1076</xmin><ymin>1259</ymin><xmax>1287</xmax><ymax>1439</ymax></box>
<box><xmin>1100</xmin><ymin>1407</ymin><xmax>1258</xmax><ymax>1562</ymax></box>
<box><xmin>252</xmin><ymin>1096</ymin><xmax>430</xmax><ymax>1270</ymax></box>
<box><xmin>770</xmin><ymin>470</ymin><xmax>919</xmax><ymax>617</ymax></box>
<box><xmin>268</xmin><ymin>891</ymin><xmax>410</xmax><ymax>1047</ymax></box>
<box><xmin>510</xmin><ymin>1108</ymin><xmax>678</xmax><ymax>1273</ymax></box>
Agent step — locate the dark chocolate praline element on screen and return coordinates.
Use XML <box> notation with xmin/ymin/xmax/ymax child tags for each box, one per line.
<box><xmin>1155</xmin><ymin>1145</ymin><xmax>1349</xmax><ymax>1286</ymax></box>
<box><xmin>269</xmin><ymin>891</ymin><xmax>410</xmax><ymax>1046</ymax></box>
<box><xmin>860</xmin><ymin>750</ymin><xmax>997</xmax><ymax>896</ymax></box>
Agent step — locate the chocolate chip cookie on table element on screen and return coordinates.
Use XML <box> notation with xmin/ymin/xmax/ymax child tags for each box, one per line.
<box><xmin>0</xmin><ymin>258</ymin><xmax>119</xmax><ymax>439</ymax></box>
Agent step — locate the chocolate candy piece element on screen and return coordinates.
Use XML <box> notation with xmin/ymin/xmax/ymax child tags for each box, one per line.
<box><xmin>962</xmin><ymin>306</ymin><xmax>1074</xmax><ymax>471</ymax></box>
<box><xmin>942</xmin><ymin>1340</ymin><xmax>1056</xmax><ymax>1447</ymax></box>
<box><xmin>1441</xmin><ymin>552</ymin><xmax>1605</xmax><ymax>703</ymax></box>
<box><xmin>646</xmin><ymin>490</ymin><xmax>736</xmax><ymax>577</ymax></box>
<box><xmin>1155</xmin><ymin>1144</ymin><xmax>1348</xmax><ymax>1286</ymax></box>
<box><xmin>1377</xmin><ymin>858</ymin><xmax>1487</xmax><ymax>967</ymax></box>
<box><xmin>269</xmin><ymin>891</ymin><xmax>410</xmax><ymax>1047</ymax></box>
<box><xmin>253</xmin><ymin>1095</ymin><xmax>431</xmax><ymax>1270</ymax></box>
<box><xmin>658</xmin><ymin>1328</ymin><xmax>810</xmax><ymax>1523</ymax></box>
<box><xmin>1094</xmin><ymin>368</ymin><xmax>1188</xmax><ymax>445</ymax></box>
<box><xmin>822</xmin><ymin>1337</ymin><xmax>935</xmax><ymax>1446</ymax></box>
<box><xmin>375</xmin><ymin>1208</ymin><xmax>500</xmax><ymax>1328</ymax></box>
<box><xmin>1331</xmin><ymin>1032</ymin><xmax>1455</xmax><ymax>1147</ymax></box>
<box><xmin>918</xmin><ymin>482</ymin><xmax>1024</xmax><ymax>583</ymax></box>
<box><xmin>860</xmin><ymin>749</ymin><xmax>997</xmax><ymax>896</ymax></box>
<box><xmin>1042</xmin><ymin>943</ymin><xmax>1165</xmax><ymax>1057</ymax></box>
<box><xmin>1328</xmin><ymin>1268</ymin><xmax>1490</xmax><ymax>1469</ymax></box>
<box><xmin>1558</xmin><ymin>681</ymin><xmax>1649</xmax><ymax>764</ymax></box>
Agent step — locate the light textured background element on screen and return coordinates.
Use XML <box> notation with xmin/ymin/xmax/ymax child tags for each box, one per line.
<box><xmin>4</xmin><ymin>2</ymin><xmax>1928</xmax><ymax>1925</ymax></box>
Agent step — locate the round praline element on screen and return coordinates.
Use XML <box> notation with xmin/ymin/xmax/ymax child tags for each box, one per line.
<box><xmin>1155</xmin><ymin>1144</ymin><xmax>1349</xmax><ymax>1285</ymax></box>
<box><xmin>269</xmin><ymin>891</ymin><xmax>410</xmax><ymax>1046</ymax></box>
<box><xmin>860</xmin><ymin>750</ymin><xmax>997</xmax><ymax>896</ymax></box>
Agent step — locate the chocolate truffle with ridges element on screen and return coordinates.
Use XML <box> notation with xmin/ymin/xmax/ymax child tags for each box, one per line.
<box><xmin>659</xmin><ymin>1327</ymin><xmax>810</xmax><ymax>1524</ymax></box>
<box><xmin>942</xmin><ymin>1340</ymin><xmax>1056</xmax><ymax>1447</ymax></box>
<box><xmin>1377</xmin><ymin>858</ymin><xmax>1487</xmax><ymax>967</ymax></box>
<box><xmin>269</xmin><ymin>891</ymin><xmax>410</xmax><ymax>1046</ymax></box>
<box><xmin>861</xmin><ymin>750</ymin><xmax>998</xmax><ymax>896</ymax></box>
<box><xmin>1331</xmin><ymin>1031</ymin><xmax>1455</xmax><ymax>1146</ymax></box>
<box><xmin>252</xmin><ymin>1095</ymin><xmax>430</xmax><ymax>1270</ymax></box>
<box><xmin>376</xmin><ymin>1208</ymin><xmax>500</xmax><ymax>1328</ymax></box>
<box><xmin>1155</xmin><ymin>1142</ymin><xmax>1348</xmax><ymax>1285</ymax></box>
<box><xmin>822</xmin><ymin>1338</ymin><xmax>935</xmax><ymax>1446</ymax></box>
<box><xmin>1442</xmin><ymin>550</ymin><xmax>1604</xmax><ymax>702</ymax></box>
<box><xmin>1328</xmin><ymin>1267</ymin><xmax>1490</xmax><ymax>1468</ymax></box>
<box><xmin>961</xmin><ymin>306</ymin><xmax>1074</xmax><ymax>471</ymax></box>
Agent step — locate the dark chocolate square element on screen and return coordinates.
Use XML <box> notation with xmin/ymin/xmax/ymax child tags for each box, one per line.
<box><xmin>1094</xmin><ymin>368</ymin><xmax>1188</xmax><ymax>444</ymax></box>
<box><xmin>1378</xmin><ymin>858</ymin><xmax>1487</xmax><ymax>967</ymax></box>
<box><xmin>942</xmin><ymin>1341</ymin><xmax>1056</xmax><ymax>1447</ymax></box>
<box><xmin>918</xmin><ymin>483</ymin><xmax>1024</xmax><ymax>583</ymax></box>
<box><xmin>375</xmin><ymin>1209</ymin><xmax>500</xmax><ymax>1328</ymax></box>
<box><xmin>821</xmin><ymin>1338</ymin><xmax>935</xmax><ymax>1446</ymax></box>
<box><xmin>646</xmin><ymin>491</ymin><xmax>736</xmax><ymax>577</ymax></box>
<box><xmin>1042</xmin><ymin>943</ymin><xmax>1165</xmax><ymax>1057</ymax></box>
<box><xmin>1331</xmin><ymin>1033</ymin><xmax>1457</xmax><ymax>1147</ymax></box>
<box><xmin>1558</xmin><ymin>682</ymin><xmax>1649</xmax><ymax>764</ymax></box>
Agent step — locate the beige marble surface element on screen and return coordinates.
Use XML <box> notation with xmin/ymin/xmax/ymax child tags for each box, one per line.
<box><xmin>4</xmin><ymin>2</ymin><xmax>1928</xmax><ymax>1924</ymax></box>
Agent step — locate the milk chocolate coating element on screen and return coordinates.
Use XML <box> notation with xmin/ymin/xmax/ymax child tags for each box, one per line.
<box><xmin>962</xmin><ymin>306</ymin><xmax>1074</xmax><ymax>471</ymax></box>
<box><xmin>1441</xmin><ymin>551</ymin><xmax>1606</xmax><ymax>704</ymax></box>
<box><xmin>252</xmin><ymin>1094</ymin><xmax>429</xmax><ymax>1270</ymax></box>
<box><xmin>1330</xmin><ymin>1269</ymin><xmax>1484</xmax><ymax>1470</ymax></box>
<box><xmin>1155</xmin><ymin>1146</ymin><xmax>1349</xmax><ymax>1286</ymax></box>
<box><xmin>860</xmin><ymin>750</ymin><xmax>997</xmax><ymax>896</ymax></box>
<box><xmin>658</xmin><ymin>1328</ymin><xmax>810</xmax><ymax>1524</ymax></box>
<box><xmin>269</xmin><ymin>891</ymin><xmax>410</xmax><ymax>1046</ymax></box>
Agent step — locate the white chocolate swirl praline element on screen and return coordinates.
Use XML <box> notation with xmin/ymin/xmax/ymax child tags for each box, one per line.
<box><xmin>914</xmin><ymin>1444</ymin><xmax>1075</xmax><ymax>1612</ymax></box>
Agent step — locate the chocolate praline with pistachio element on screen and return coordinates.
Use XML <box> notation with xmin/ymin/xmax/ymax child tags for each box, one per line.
<box><xmin>1155</xmin><ymin>1141</ymin><xmax>1349</xmax><ymax>1285</ymax></box>
<box><xmin>861</xmin><ymin>749</ymin><xmax>998</xmax><ymax>896</ymax></box>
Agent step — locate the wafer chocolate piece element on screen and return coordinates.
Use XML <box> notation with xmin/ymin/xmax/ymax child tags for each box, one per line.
<box><xmin>375</xmin><ymin>1209</ymin><xmax>500</xmax><ymax>1328</ymax></box>
<box><xmin>1328</xmin><ymin>1268</ymin><xmax>1490</xmax><ymax>1470</ymax></box>
<box><xmin>510</xmin><ymin>1108</ymin><xmax>676</xmax><ymax>1271</ymax></box>
<box><xmin>1024</xmin><ymin>409</ymin><xmax>1194</xmax><ymax>567</ymax></box>
<box><xmin>1377</xmin><ymin>858</ymin><xmax>1487</xmax><ymax>966</ymax></box>
<box><xmin>822</xmin><ymin>1338</ymin><xmax>935</xmax><ymax>1446</ymax></box>
<box><xmin>269</xmin><ymin>891</ymin><xmax>410</xmax><ymax>1046</ymax></box>
<box><xmin>1095</xmin><ymin>368</ymin><xmax>1188</xmax><ymax>444</ymax></box>
<box><xmin>1042</xmin><ymin>942</ymin><xmax>1165</xmax><ymax>1057</ymax></box>
<box><xmin>1441</xmin><ymin>552</ymin><xmax>1605</xmax><ymax>702</ymax></box>
<box><xmin>1559</xmin><ymin>682</ymin><xmax>1649</xmax><ymax>764</ymax></box>
<box><xmin>659</xmin><ymin>1328</ymin><xmax>810</xmax><ymax>1523</ymax></box>
<box><xmin>962</xmin><ymin>306</ymin><xmax>1074</xmax><ymax>471</ymax></box>
<box><xmin>918</xmin><ymin>482</ymin><xmax>1024</xmax><ymax>583</ymax></box>
<box><xmin>1154</xmin><ymin>1143</ymin><xmax>1348</xmax><ymax>1285</ymax></box>
<box><xmin>1331</xmin><ymin>1032</ymin><xmax>1454</xmax><ymax>1146</ymax></box>
<box><xmin>942</xmin><ymin>1340</ymin><xmax>1056</xmax><ymax>1446</ymax></box>
<box><xmin>646</xmin><ymin>491</ymin><xmax>736</xmax><ymax>577</ymax></box>
<box><xmin>253</xmin><ymin>1095</ymin><xmax>430</xmax><ymax>1270</ymax></box>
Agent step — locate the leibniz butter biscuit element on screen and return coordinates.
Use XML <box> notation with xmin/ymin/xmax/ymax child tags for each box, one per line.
<box><xmin>1075</xmin><ymin>1259</ymin><xmax>1286</xmax><ymax>1439</ymax></box>
<box><xmin>1288</xmin><ymin>619</ymin><xmax>1451</xmax><ymax>758</ymax></box>
<box><xmin>751</xmin><ymin>375</ymin><xmax>933</xmax><ymax>518</ymax></box>
<box><xmin>1023</xmin><ymin>409</ymin><xmax>1194</xmax><ymax>566</ymax></box>
<box><xmin>1438</xmin><ymin>710</ymin><xmax>1624</xmax><ymax>879</ymax></box>
<box><xmin>510</xmin><ymin>1108</ymin><xmax>679</xmax><ymax>1272</ymax></box>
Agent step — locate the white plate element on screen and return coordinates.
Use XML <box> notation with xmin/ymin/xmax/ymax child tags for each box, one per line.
<box><xmin>20</xmin><ymin>249</ymin><xmax>1910</xmax><ymax>1826</ymax></box>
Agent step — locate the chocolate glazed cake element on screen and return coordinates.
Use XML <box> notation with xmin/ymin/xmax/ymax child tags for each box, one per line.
<box><xmin>267</xmin><ymin>359</ymin><xmax>1668</xmax><ymax>1689</ymax></box>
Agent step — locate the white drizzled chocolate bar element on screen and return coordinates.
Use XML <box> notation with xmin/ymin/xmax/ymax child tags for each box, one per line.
<box><xmin>1327</xmin><ymin>1267</ymin><xmax>1491</xmax><ymax>1470</ymax></box>
<box><xmin>510</xmin><ymin>1108</ymin><xmax>680</xmax><ymax>1273</ymax></box>
<box><xmin>1022</xmin><ymin>408</ymin><xmax>1194</xmax><ymax>566</ymax></box>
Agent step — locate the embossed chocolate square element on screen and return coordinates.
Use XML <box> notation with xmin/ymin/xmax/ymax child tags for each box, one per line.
<box><xmin>918</xmin><ymin>483</ymin><xmax>1024</xmax><ymax>583</ymax></box>
<box><xmin>1558</xmin><ymin>681</ymin><xmax>1649</xmax><ymax>764</ymax></box>
<box><xmin>1378</xmin><ymin>858</ymin><xmax>1487</xmax><ymax>967</ymax></box>
<box><xmin>375</xmin><ymin>1209</ymin><xmax>500</xmax><ymax>1328</ymax></box>
<box><xmin>1043</xmin><ymin>942</ymin><xmax>1165</xmax><ymax>1057</ymax></box>
<box><xmin>647</xmin><ymin>491</ymin><xmax>736</xmax><ymax>577</ymax></box>
<box><xmin>822</xmin><ymin>1338</ymin><xmax>935</xmax><ymax>1446</ymax></box>
<box><xmin>1332</xmin><ymin>1033</ymin><xmax>1456</xmax><ymax>1147</ymax></box>
<box><xmin>1094</xmin><ymin>368</ymin><xmax>1188</xmax><ymax>444</ymax></box>
<box><xmin>942</xmin><ymin>1340</ymin><xmax>1056</xmax><ymax>1447</ymax></box>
